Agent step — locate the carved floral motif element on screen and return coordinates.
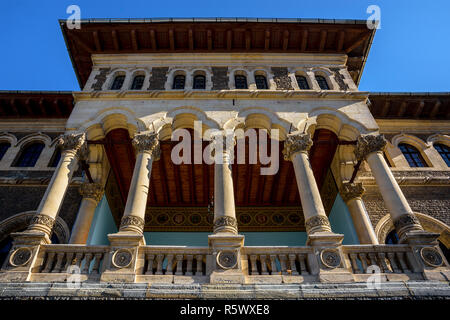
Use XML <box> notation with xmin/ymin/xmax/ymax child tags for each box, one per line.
<box><xmin>340</xmin><ymin>182</ymin><xmax>365</xmax><ymax>202</ymax></box>
<box><xmin>283</xmin><ymin>133</ymin><xmax>313</xmax><ymax>160</ymax></box>
<box><xmin>305</xmin><ymin>215</ymin><xmax>331</xmax><ymax>234</ymax></box>
<box><xmin>79</xmin><ymin>183</ymin><xmax>104</xmax><ymax>203</ymax></box>
<box><xmin>120</xmin><ymin>215</ymin><xmax>145</xmax><ymax>231</ymax></box>
<box><xmin>354</xmin><ymin>134</ymin><xmax>387</xmax><ymax>161</ymax></box>
<box><xmin>56</xmin><ymin>132</ymin><xmax>87</xmax><ymax>153</ymax></box>
<box><xmin>132</xmin><ymin>132</ymin><xmax>160</xmax><ymax>159</ymax></box>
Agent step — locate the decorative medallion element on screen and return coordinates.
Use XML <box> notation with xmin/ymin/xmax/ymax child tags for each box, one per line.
<box><xmin>420</xmin><ymin>247</ymin><xmax>443</xmax><ymax>267</ymax></box>
<box><xmin>112</xmin><ymin>249</ymin><xmax>133</xmax><ymax>269</ymax></box>
<box><xmin>173</xmin><ymin>213</ymin><xmax>185</xmax><ymax>225</ymax></box>
<box><xmin>156</xmin><ymin>214</ymin><xmax>169</xmax><ymax>225</ymax></box>
<box><xmin>282</xmin><ymin>133</ymin><xmax>313</xmax><ymax>160</ymax></box>
<box><xmin>305</xmin><ymin>215</ymin><xmax>331</xmax><ymax>234</ymax></box>
<box><xmin>320</xmin><ymin>249</ymin><xmax>341</xmax><ymax>269</ymax></box>
<box><xmin>239</xmin><ymin>214</ymin><xmax>251</xmax><ymax>225</ymax></box>
<box><xmin>189</xmin><ymin>214</ymin><xmax>202</xmax><ymax>225</ymax></box>
<box><xmin>272</xmin><ymin>213</ymin><xmax>284</xmax><ymax>225</ymax></box>
<box><xmin>354</xmin><ymin>134</ymin><xmax>387</xmax><ymax>161</ymax></box>
<box><xmin>255</xmin><ymin>214</ymin><xmax>268</xmax><ymax>225</ymax></box>
<box><xmin>216</xmin><ymin>250</ymin><xmax>238</xmax><ymax>270</ymax></box>
<box><xmin>9</xmin><ymin>247</ymin><xmax>32</xmax><ymax>267</ymax></box>
<box><xmin>288</xmin><ymin>214</ymin><xmax>301</xmax><ymax>224</ymax></box>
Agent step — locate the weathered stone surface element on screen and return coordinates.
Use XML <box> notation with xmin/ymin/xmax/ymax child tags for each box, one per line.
<box><xmin>211</xmin><ymin>67</ymin><xmax>229</xmax><ymax>90</ymax></box>
<box><xmin>271</xmin><ymin>67</ymin><xmax>293</xmax><ymax>90</ymax></box>
<box><xmin>148</xmin><ymin>67</ymin><xmax>168</xmax><ymax>90</ymax></box>
<box><xmin>91</xmin><ymin>68</ymin><xmax>111</xmax><ymax>91</ymax></box>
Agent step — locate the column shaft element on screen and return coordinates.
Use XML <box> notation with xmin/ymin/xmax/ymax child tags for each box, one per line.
<box><xmin>346</xmin><ymin>199</ymin><xmax>379</xmax><ymax>244</ymax></box>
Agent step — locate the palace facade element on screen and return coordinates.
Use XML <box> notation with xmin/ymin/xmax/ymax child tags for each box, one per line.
<box><xmin>0</xmin><ymin>18</ymin><xmax>449</xmax><ymax>299</ymax></box>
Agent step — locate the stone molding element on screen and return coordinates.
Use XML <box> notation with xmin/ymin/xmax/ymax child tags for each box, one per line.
<box><xmin>213</xmin><ymin>216</ymin><xmax>238</xmax><ymax>234</ymax></box>
<box><xmin>29</xmin><ymin>214</ymin><xmax>55</xmax><ymax>231</ymax></box>
<box><xmin>358</xmin><ymin>170</ymin><xmax>450</xmax><ymax>186</ymax></box>
<box><xmin>354</xmin><ymin>134</ymin><xmax>387</xmax><ymax>161</ymax></box>
<box><xmin>304</xmin><ymin>215</ymin><xmax>331</xmax><ymax>234</ymax></box>
<box><xmin>283</xmin><ymin>132</ymin><xmax>313</xmax><ymax>160</ymax></box>
<box><xmin>392</xmin><ymin>213</ymin><xmax>424</xmax><ymax>238</ymax></box>
<box><xmin>340</xmin><ymin>182</ymin><xmax>365</xmax><ymax>202</ymax></box>
<box><xmin>79</xmin><ymin>183</ymin><xmax>104</xmax><ymax>203</ymax></box>
<box><xmin>119</xmin><ymin>215</ymin><xmax>145</xmax><ymax>232</ymax></box>
<box><xmin>131</xmin><ymin>132</ymin><xmax>160</xmax><ymax>159</ymax></box>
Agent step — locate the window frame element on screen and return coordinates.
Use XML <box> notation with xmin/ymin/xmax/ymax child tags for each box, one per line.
<box><xmin>234</xmin><ymin>75</ymin><xmax>248</xmax><ymax>89</ymax></box>
<box><xmin>255</xmin><ymin>74</ymin><xmax>268</xmax><ymax>90</ymax></box>
<box><xmin>172</xmin><ymin>75</ymin><xmax>186</xmax><ymax>90</ymax></box>
<box><xmin>0</xmin><ymin>142</ymin><xmax>11</xmax><ymax>161</ymax></box>
<box><xmin>130</xmin><ymin>75</ymin><xmax>145</xmax><ymax>90</ymax></box>
<box><xmin>193</xmin><ymin>75</ymin><xmax>206</xmax><ymax>90</ymax></box>
<box><xmin>434</xmin><ymin>143</ymin><xmax>450</xmax><ymax>166</ymax></box>
<box><xmin>295</xmin><ymin>75</ymin><xmax>310</xmax><ymax>90</ymax></box>
<box><xmin>398</xmin><ymin>143</ymin><xmax>428</xmax><ymax>167</ymax></box>
<box><xmin>110</xmin><ymin>75</ymin><xmax>125</xmax><ymax>90</ymax></box>
<box><xmin>13</xmin><ymin>142</ymin><xmax>45</xmax><ymax>167</ymax></box>
<box><xmin>315</xmin><ymin>75</ymin><xmax>330</xmax><ymax>90</ymax></box>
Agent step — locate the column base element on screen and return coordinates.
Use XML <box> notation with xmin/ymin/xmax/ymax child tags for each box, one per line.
<box><xmin>306</xmin><ymin>232</ymin><xmax>344</xmax><ymax>247</ymax></box>
<box><xmin>208</xmin><ymin>233</ymin><xmax>245</xmax><ymax>283</ymax></box>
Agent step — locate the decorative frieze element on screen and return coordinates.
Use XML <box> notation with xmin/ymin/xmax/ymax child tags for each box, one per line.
<box><xmin>282</xmin><ymin>132</ymin><xmax>313</xmax><ymax>160</ymax></box>
<box><xmin>354</xmin><ymin>134</ymin><xmax>387</xmax><ymax>161</ymax></box>
<box><xmin>131</xmin><ymin>132</ymin><xmax>160</xmax><ymax>159</ymax></box>
<box><xmin>340</xmin><ymin>182</ymin><xmax>365</xmax><ymax>203</ymax></box>
<box><xmin>79</xmin><ymin>183</ymin><xmax>104</xmax><ymax>203</ymax></box>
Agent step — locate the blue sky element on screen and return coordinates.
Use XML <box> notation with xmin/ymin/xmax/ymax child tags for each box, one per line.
<box><xmin>0</xmin><ymin>0</ymin><xmax>449</xmax><ymax>92</ymax></box>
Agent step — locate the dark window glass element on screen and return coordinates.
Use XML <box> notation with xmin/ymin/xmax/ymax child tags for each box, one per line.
<box><xmin>14</xmin><ymin>143</ymin><xmax>45</xmax><ymax>167</ymax></box>
<box><xmin>398</xmin><ymin>143</ymin><xmax>427</xmax><ymax>167</ymax></box>
<box><xmin>385</xmin><ymin>230</ymin><xmax>399</xmax><ymax>244</ymax></box>
<box><xmin>110</xmin><ymin>75</ymin><xmax>125</xmax><ymax>90</ymax></box>
<box><xmin>0</xmin><ymin>142</ymin><xmax>10</xmax><ymax>161</ymax></box>
<box><xmin>296</xmin><ymin>75</ymin><xmax>310</xmax><ymax>89</ymax></box>
<box><xmin>434</xmin><ymin>143</ymin><xmax>450</xmax><ymax>166</ymax></box>
<box><xmin>315</xmin><ymin>75</ymin><xmax>330</xmax><ymax>90</ymax></box>
<box><xmin>49</xmin><ymin>148</ymin><xmax>62</xmax><ymax>167</ymax></box>
<box><xmin>131</xmin><ymin>75</ymin><xmax>145</xmax><ymax>90</ymax></box>
<box><xmin>235</xmin><ymin>75</ymin><xmax>248</xmax><ymax>89</ymax></box>
<box><xmin>0</xmin><ymin>236</ymin><xmax>13</xmax><ymax>267</ymax></box>
<box><xmin>173</xmin><ymin>75</ymin><xmax>185</xmax><ymax>89</ymax></box>
<box><xmin>193</xmin><ymin>75</ymin><xmax>206</xmax><ymax>89</ymax></box>
<box><xmin>255</xmin><ymin>75</ymin><xmax>268</xmax><ymax>89</ymax></box>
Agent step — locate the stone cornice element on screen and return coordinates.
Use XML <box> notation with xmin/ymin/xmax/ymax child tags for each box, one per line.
<box><xmin>358</xmin><ymin>170</ymin><xmax>450</xmax><ymax>186</ymax></box>
<box><xmin>72</xmin><ymin>90</ymin><xmax>369</xmax><ymax>102</ymax></box>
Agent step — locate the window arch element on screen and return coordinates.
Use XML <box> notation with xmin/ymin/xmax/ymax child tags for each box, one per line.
<box><xmin>0</xmin><ymin>142</ymin><xmax>11</xmax><ymax>161</ymax></box>
<box><xmin>315</xmin><ymin>75</ymin><xmax>330</xmax><ymax>90</ymax></box>
<box><xmin>295</xmin><ymin>75</ymin><xmax>310</xmax><ymax>89</ymax></box>
<box><xmin>110</xmin><ymin>75</ymin><xmax>125</xmax><ymax>90</ymax></box>
<box><xmin>173</xmin><ymin>74</ymin><xmax>186</xmax><ymax>89</ymax></box>
<box><xmin>255</xmin><ymin>74</ymin><xmax>268</xmax><ymax>89</ymax></box>
<box><xmin>193</xmin><ymin>75</ymin><xmax>206</xmax><ymax>89</ymax></box>
<box><xmin>14</xmin><ymin>142</ymin><xmax>45</xmax><ymax>167</ymax></box>
<box><xmin>235</xmin><ymin>74</ymin><xmax>248</xmax><ymax>89</ymax></box>
<box><xmin>398</xmin><ymin>143</ymin><xmax>427</xmax><ymax>167</ymax></box>
<box><xmin>48</xmin><ymin>147</ymin><xmax>62</xmax><ymax>167</ymax></box>
<box><xmin>434</xmin><ymin>143</ymin><xmax>450</xmax><ymax>166</ymax></box>
<box><xmin>130</xmin><ymin>74</ymin><xmax>145</xmax><ymax>90</ymax></box>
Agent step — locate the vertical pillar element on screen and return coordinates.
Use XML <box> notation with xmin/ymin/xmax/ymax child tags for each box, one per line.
<box><xmin>283</xmin><ymin>132</ymin><xmax>333</xmax><ymax>236</ymax></box>
<box><xmin>340</xmin><ymin>182</ymin><xmax>378</xmax><ymax>244</ymax></box>
<box><xmin>27</xmin><ymin>132</ymin><xmax>87</xmax><ymax>242</ymax></box>
<box><xmin>354</xmin><ymin>135</ymin><xmax>424</xmax><ymax>242</ymax></box>
<box><xmin>118</xmin><ymin>132</ymin><xmax>160</xmax><ymax>235</ymax></box>
<box><xmin>69</xmin><ymin>183</ymin><xmax>104</xmax><ymax>244</ymax></box>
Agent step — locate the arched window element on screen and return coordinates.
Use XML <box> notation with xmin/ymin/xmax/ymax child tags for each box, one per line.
<box><xmin>434</xmin><ymin>143</ymin><xmax>450</xmax><ymax>166</ymax></box>
<box><xmin>173</xmin><ymin>75</ymin><xmax>185</xmax><ymax>89</ymax></box>
<box><xmin>235</xmin><ymin>75</ymin><xmax>248</xmax><ymax>89</ymax></box>
<box><xmin>315</xmin><ymin>75</ymin><xmax>330</xmax><ymax>90</ymax></box>
<box><xmin>110</xmin><ymin>75</ymin><xmax>125</xmax><ymax>90</ymax></box>
<box><xmin>398</xmin><ymin>143</ymin><xmax>427</xmax><ymax>167</ymax></box>
<box><xmin>255</xmin><ymin>75</ymin><xmax>268</xmax><ymax>89</ymax></box>
<box><xmin>385</xmin><ymin>230</ymin><xmax>399</xmax><ymax>244</ymax></box>
<box><xmin>48</xmin><ymin>148</ymin><xmax>62</xmax><ymax>167</ymax></box>
<box><xmin>0</xmin><ymin>142</ymin><xmax>10</xmax><ymax>161</ymax></box>
<box><xmin>193</xmin><ymin>75</ymin><xmax>206</xmax><ymax>89</ymax></box>
<box><xmin>130</xmin><ymin>75</ymin><xmax>145</xmax><ymax>90</ymax></box>
<box><xmin>14</xmin><ymin>142</ymin><xmax>45</xmax><ymax>167</ymax></box>
<box><xmin>296</xmin><ymin>75</ymin><xmax>310</xmax><ymax>89</ymax></box>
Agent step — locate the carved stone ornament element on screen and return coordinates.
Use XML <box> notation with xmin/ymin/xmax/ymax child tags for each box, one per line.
<box><xmin>283</xmin><ymin>133</ymin><xmax>313</xmax><ymax>160</ymax></box>
<box><xmin>354</xmin><ymin>134</ymin><xmax>387</xmax><ymax>161</ymax></box>
<box><xmin>112</xmin><ymin>248</ymin><xmax>133</xmax><ymax>269</ymax></box>
<box><xmin>340</xmin><ymin>182</ymin><xmax>365</xmax><ymax>203</ymax></box>
<box><xmin>305</xmin><ymin>215</ymin><xmax>331</xmax><ymax>234</ymax></box>
<box><xmin>420</xmin><ymin>247</ymin><xmax>443</xmax><ymax>267</ymax></box>
<box><xmin>79</xmin><ymin>183</ymin><xmax>104</xmax><ymax>203</ymax></box>
<box><xmin>29</xmin><ymin>214</ymin><xmax>55</xmax><ymax>229</ymax></box>
<box><xmin>320</xmin><ymin>249</ymin><xmax>341</xmax><ymax>269</ymax></box>
<box><xmin>120</xmin><ymin>215</ymin><xmax>145</xmax><ymax>231</ymax></box>
<box><xmin>9</xmin><ymin>247</ymin><xmax>33</xmax><ymax>267</ymax></box>
<box><xmin>132</xmin><ymin>132</ymin><xmax>160</xmax><ymax>159</ymax></box>
<box><xmin>214</xmin><ymin>216</ymin><xmax>238</xmax><ymax>230</ymax></box>
<box><xmin>393</xmin><ymin>213</ymin><xmax>422</xmax><ymax>231</ymax></box>
<box><xmin>57</xmin><ymin>132</ymin><xmax>87</xmax><ymax>153</ymax></box>
<box><xmin>216</xmin><ymin>250</ymin><xmax>238</xmax><ymax>270</ymax></box>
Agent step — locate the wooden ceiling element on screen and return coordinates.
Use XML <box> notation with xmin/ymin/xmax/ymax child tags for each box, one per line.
<box><xmin>60</xmin><ymin>19</ymin><xmax>375</xmax><ymax>87</ymax></box>
<box><xmin>101</xmin><ymin>128</ymin><xmax>339</xmax><ymax>210</ymax></box>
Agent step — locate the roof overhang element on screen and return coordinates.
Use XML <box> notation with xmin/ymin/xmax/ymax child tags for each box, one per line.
<box><xmin>59</xmin><ymin>18</ymin><xmax>376</xmax><ymax>89</ymax></box>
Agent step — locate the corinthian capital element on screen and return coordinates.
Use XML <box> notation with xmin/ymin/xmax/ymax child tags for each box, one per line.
<box><xmin>282</xmin><ymin>132</ymin><xmax>312</xmax><ymax>160</ymax></box>
<box><xmin>132</xmin><ymin>132</ymin><xmax>160</xmax><ymax>159</ymax></box>
<box><xmin>57</xmin><ymin>132</ymin><xmax>87</xmax><ymax>154</ymax></box>
<box><xmin>340</xmin><ymin>182</ymin><xmax>365</xmax><ymax>203</ymax></box>
<box><xmin>354</xmin><ymin>134</ymin><xmax>387</xmax><ymax>161</ymax></box>
<box><xmin>79</xmin><ymin>183</ymin><xmax>104</xmax><ymax>203</ymax></box>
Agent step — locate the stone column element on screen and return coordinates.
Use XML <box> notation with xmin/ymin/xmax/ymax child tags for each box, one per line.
<box><xmin>340</xmin><ymin>182</ymin><xmax>378</xmax><ymax>244</ymax></box>
<box><xmin>212</xmin><ymin>131</ymin><xmax>238</xmax><ymax>234</ymax></box>
<box><xmin>27</xmin><ymin>132</ymin><xmax>87</xmax><ymax>242</ymax></box>
<box><xmin>355</xmin><ymin>135</ymin><xmax>423</xmax><ymax>242</ymax></box>
<box><xmin>118</xmin><ymin>132</ymin><xmax>160</xmax><ymax>235</ymax></box>
<box><xmin>283</xmin><ymin>132</ymin><xmax>332</xmax><ymax>235</ymax></box>
<box><xmin>69</xmin><ymin>183</ymin><xmax>104</xmax><ymax>244</ymax></box>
